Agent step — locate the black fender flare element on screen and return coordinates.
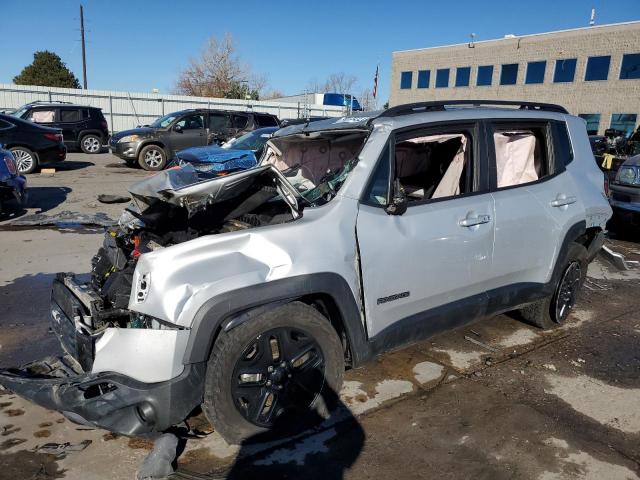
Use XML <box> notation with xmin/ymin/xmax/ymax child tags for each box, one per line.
<box><xmin>78</xmin><ymin>129</ymin><xmax>106</xmax><ymax>143</ymax></box>
<box><xmin>182</xmin><ymin>273</ymin><xmax>369</xmax><ymax>366</ymax></box>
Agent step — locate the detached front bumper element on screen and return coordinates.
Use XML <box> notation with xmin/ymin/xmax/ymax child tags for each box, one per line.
<box><xmin>0</xmin><ymin>358</ymin><xmax>204</xmax><ymax>436</ymax></box>
<box><xmin>0</xmin><ymin>274</ymin><xmax>205</xmax><ymax>436</ymax></box>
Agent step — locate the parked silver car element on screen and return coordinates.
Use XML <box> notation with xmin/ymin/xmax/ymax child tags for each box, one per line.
<box><xmin>0</xmin><ymin>101</ymin><xmax>612</xmax><ymax>444</ymax></box>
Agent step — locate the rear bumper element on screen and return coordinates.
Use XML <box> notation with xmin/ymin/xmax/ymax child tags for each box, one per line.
<box><xmin>38</xmin><ymin>144</ymin><xmax>67</xmax><ymax>164</ymax></box>
<box><xmin>0</xmin><ymin>358</ymin><xmax>204</xmax><ymax>436</ymax></box>
<box><xmin>0</xmin><ymin>273</ymin><xmax>205</xmax><ymax>436</ymax></box>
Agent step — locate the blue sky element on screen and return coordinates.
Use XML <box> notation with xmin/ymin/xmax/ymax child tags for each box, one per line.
<box><xmin>1</xmin><ymin>0</ymin><xmax>638</xmax><ymax>103</ymax></box>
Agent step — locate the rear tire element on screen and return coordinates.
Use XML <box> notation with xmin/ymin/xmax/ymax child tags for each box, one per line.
<box><xmin>80</xmin><ymin>134</ymin><xmax>102</xmax><ymax>154</ymax></box>
<box><xmin>138</xmin><ymin>145</ymin><xmax>167</xmax><ymax>171</ymax></box>
<box><xmin>519</xmin><ymin>242</ymin><xmax>588</xmax><ymax>329</ymax></box>
<box><xmin>202</xmin><ymin>302</ymin><xmax>344</xmax><ymax>444</ymax></box>
<box><xmin>10</xmin><ymin>147</ymin><xmax>38</xmax><ymax>174</ymax></box>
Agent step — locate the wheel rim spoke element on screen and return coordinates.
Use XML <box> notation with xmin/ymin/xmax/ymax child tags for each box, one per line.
<box><xmin>231</xmin><ymin>326</ymin><xmax>325</xmax><ymax>428</ymax></box>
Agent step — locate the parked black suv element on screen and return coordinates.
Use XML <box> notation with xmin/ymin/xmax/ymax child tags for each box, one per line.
<box><xmin>0</xmin><ymin>113</ymin><xmax>66</xmax><ymax>174</ymax></box>
<box><xmin>12</xmin><ymin>101</ymin><xmax>109</xmax><ymax>154</ymax></box>
<box><xmin>109</xmin><ymin>109</ymin><xmax>280</xmax><ymax>170</ymax></box>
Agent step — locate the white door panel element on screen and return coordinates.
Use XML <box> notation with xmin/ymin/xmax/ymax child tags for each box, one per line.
<box><xmin>356</xmin><ymin>194</ymin><xmax>494</xmax><ymax>338</ymax></box>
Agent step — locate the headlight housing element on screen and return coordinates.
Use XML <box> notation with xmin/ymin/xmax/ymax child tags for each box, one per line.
<box><xmin>616</xmin><ymin>166</ymin><xmax>639</xmax><ymax>185</ymax></box>
<box><xmin>119</xmin><ymin>134</ymin><xmax>141</xmax><ymax>143</ymax></box>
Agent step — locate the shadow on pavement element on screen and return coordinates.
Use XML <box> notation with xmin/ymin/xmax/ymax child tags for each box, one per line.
<box><xmin>54</xmin><ymin>160</ymin><xmax>95</xmax><ymax>171</ymax></box>
<box><xmin>224</xmin><ymin>382</ymin><xmax>365</xmax><ymax>480</ymax></box>
<box><xmin>26</xmin><ymin>186</ymin><xmax>71</xmax><ymax>214</ymax></box>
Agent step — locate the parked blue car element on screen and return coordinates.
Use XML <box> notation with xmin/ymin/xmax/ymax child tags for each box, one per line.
<box><xmin>0</xmin><ymin>145</ymin><xmax>27</xmax><ymax>214</ymax></box>
<box><xmin>175</xmin><ymin>127</ymin><xmax>278</xmax><ymax>173</ymax></box>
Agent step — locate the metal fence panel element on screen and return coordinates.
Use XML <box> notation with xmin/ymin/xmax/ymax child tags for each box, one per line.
<box><xmin>0</xmin><ymin>83</ymin><xmax>344</xmax><ymax>133</ymax></box>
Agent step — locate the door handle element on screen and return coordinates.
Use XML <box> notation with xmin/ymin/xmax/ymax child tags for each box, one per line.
<box><xmin>459</xmin><ymin>214</ymin><xmax>491</xmax><ymax>227</ymax></box>
<box><xmin>550</xmin><ymin>195</ymin><xmax>577</xmax><ymax>207</ymax></box>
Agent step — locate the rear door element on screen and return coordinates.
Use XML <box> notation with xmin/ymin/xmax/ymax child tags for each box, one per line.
<box><xmin>58</xmin><ymin>108</ymin><xmax>83</xmax><ymax>146</ymax></box>
<box><xmin>356</xmin><ymin>121</ymin><xmax>495</xmax><ymax>337</ymax></box>
<box><xmin>486</xmin><ymin>119</ymin><xmax>584</xmax><ymax>300</ymax></box>
<box><xmin>206</xmin><ymin>112</ymin><xmax>231</xmax><ymax>144</ymax></box>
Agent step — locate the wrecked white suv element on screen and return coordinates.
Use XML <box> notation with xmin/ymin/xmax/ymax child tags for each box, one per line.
<box><xmin>0</xmin><ymin>101</ymin><xmax>612</xmax><ymax>444</ymax></box>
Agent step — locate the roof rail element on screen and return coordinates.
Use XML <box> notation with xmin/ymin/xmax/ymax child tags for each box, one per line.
<box><xmin>380</xmin><ymin>100</ymin><xmax>568</xmax><ymax>117</ymax></box>
<box><xmin>26</xmin><ymin>100</ymin><xmax>73</xmax><ymax>105</ymax></box>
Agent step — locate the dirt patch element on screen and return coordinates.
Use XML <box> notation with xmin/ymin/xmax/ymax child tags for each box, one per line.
<box><xmin>102</xmin><ymin>432</ymin><xmax>120</xmax><ymax>441</ymax></box>
<box><xmin>128</xmin><ymin>437</ymin><xmax>155</xmax><ymax>450</ymax></box>
<box><xmin>55</xmin><ymin>418</ymin><xmax>65</xmax><ymax>424</ymax></box>
<box><xmin>0</xmin><ymin>450</ymin><xmax>65</xmax><ymax>479</ymax></box>
<box><xmin>0</xmin><ymin>438</ymin><xmax>26</xmax><ymax>451</ymax></box>
<box><xmin>178</xmin><ymin>446</ymin><xmax>235</xmax><ymax>476</ymax></box>
<box><xmin>0</xmin><ymin>403</ymin><xmax>12</xmax><ymax>410</ymax></box>
<box><xmin>33</xmin><ymin>430</ymin><xmax>51</xmax><ymax>438</ymax></box>
<box><xmin>37</xmin><ymin>422</ymin><xmax>53</xmax><ymax>428</ymax></box>
<box><xmin>1</xmin><ymin>425</ymin><xmax>19</xmax><ymax>437</ymax></box>
<box><xmin>3</xmin><ymin>409</ymin><xmax>23</xmax><ymax>418</ymax></box>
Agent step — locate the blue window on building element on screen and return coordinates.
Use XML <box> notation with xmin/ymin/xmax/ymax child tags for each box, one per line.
<box><xmin>500</xmin><ymin>63</ymin><xmax>518</xmax><ymax>85</ymax></box>
<box><xmin>455</xmin><ymin>67</ymin><xmax>471</xmax><ymax>87</ymax></box>
<box><xmin>477</xmin><ymin>65</ymin><xmax>493</xmax><ymax>86</ymax></box>
<box><xmin>585</xmin><ymin>56</ymin><xmax>610</xmax><ymax>81</ymax></box>
<box><xmin>436</xmin><ymin>68</ymin><xmax>450</xmax><ymax>88</ymax></box>
<box><xmin>554</xmin><ymin>58</ymin><xmax>577</xmax><ymax>83</ymax></box>
<box><xmin>610</xmin><ymin>114</ymin><xmax>638</xmax><ymax>136</ymax></box>
<box><xmin>417</xmin><ymin>70</ymin><xmax>430</xmax><ymax>88</ymax></box>
<box><xmin>578</xmin><ymin>114</ymin><xmax>601</xmax><ymax>135</ymax></box>
<box><xmin>620</xmin><ymin>53</ymin><xmax>640</xmax><ymax>79</ymax></box>
<box><xmin>400</xmin><ymin>71</ymin><xmax>413</xmax><ymax>89</ymax></box>
<box><xmin>525</xmin><ymin>61</ymin><xmax>546</xmax><ymax>84</ymax></box>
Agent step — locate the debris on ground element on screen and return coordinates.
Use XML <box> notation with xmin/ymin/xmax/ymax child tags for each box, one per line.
<box><xmin>97</xmin><ymin>194</ymin><xmax>131</xmax><ymax>204</ymax></box>
<box><xmin>40</xmin><ymin>168</ymin><xmax>56</xmax><ymax>177</ymax></box>
<box><xmin>33</xmin><ymin>439</ymin><xmax>92</xmax><ymax>458</ymax></box>
<box><xmin>464</xmin><ymin>335</ymin><xmax>498</xmax><ymax>352</ymax></box>
<box><xmin>7</xmin><ymin>210</ymin><xmax>115</xmax><ymax>227</ymax></box>
<box><xmin>543</xmin><ymin>364</ymin><xmax>557</xmax><ymax>371</ymax></box>
<box><xmin>136</xmin><ymin>433</ymin><xmax>179</xmax><ymax>480</ymax></box>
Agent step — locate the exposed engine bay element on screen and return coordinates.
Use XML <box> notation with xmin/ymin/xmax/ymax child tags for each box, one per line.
<box><xmin>89</xmin><ymin>129</ymin><xmax>369</xmax><ymax>330</ymax></box>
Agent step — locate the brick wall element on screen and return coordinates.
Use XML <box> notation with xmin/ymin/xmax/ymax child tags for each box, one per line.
<box><xmin>390</xmin><ymin>22</ymin><xmax>640</xmax><ymax>135</ymax></box>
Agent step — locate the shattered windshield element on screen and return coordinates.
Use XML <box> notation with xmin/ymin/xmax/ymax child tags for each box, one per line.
<box><xmin>265</xmin><ymin>130</ymin><xmax>368</xmax><ymax>207</ymax></box>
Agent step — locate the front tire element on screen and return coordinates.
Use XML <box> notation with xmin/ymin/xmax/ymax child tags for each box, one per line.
<box><xmin>80</xmin><ymin>134</ymin><xmax>102</xmax><ymax>154</ymax></box>
<box><xmin>519</xmin><ymin>242</ymin><xmax>588</xmax><ymax>329</ymax></box>
<box><xmin>10</xmin><ymin>147</ymin><xmax>38</xmax><ymax>174</ymax></box>
<box><xmin>202</xmin><ymin>302</ymin><xmax>344</xmax><ymax>444</ymax></box>
<box><xmin>138</xmin><ymin>145</ymin><xmax>167</xmax><ymax>171</ymax></box>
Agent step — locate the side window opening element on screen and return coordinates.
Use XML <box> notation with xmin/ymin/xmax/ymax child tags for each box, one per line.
<box><xmin>394</xmin><ymin>132</ymin><xmax>473</xmax><ymax>203</ymax></box>
<box><xmin>492</xmin><ymin>125</ymin><xmax>550</xmax><ymax>188</ymax></box>
<box><xmin>60</xmin><ymin>109</ymin><xmax>81</xmax><ymax>123</ymax></box>
<box><xmin>233</xmin><ymin>115</ymin><xmax>249</xmax><ymax>129</ymax></box>
<box><xmin>28</xmin><ymin>109</ymin><xmax>55</xmax><ymax>123</ymax></box>
<box><xmin>176</xmin><ymin>114</ymin><xmax>204</xmax><ymax>130</ymax></box>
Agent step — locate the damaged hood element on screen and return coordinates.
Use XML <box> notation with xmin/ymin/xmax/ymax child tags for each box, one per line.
<box><xmin>176</xmin><ymin>145</ymin><xmax>257</xmax><ymax>173</ymax></box>
<box><xmin>127</xmin><ymin>163</ymin><xmax>302</xmax><ymax>217</ymax></box>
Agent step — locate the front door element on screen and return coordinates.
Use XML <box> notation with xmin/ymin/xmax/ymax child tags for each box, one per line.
<box><xmin>170</xmin><ymin>113</ymin><xmax>206</xmax><ymax>154</ymax></box>
<box><xmin>356</xmin><ymin>123</ymin><xmax>494</xmax><ymax>338</ymax></box>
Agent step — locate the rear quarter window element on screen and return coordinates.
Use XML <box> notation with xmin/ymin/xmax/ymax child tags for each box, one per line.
<box><xmin>553</xmin><ymin>121</ymin><xmax>574</xmax><ymax>167</ymax></box>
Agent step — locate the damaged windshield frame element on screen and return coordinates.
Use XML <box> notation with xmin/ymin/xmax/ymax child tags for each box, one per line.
<box><xmin>265</xmin><ymin>128</ymin><xmax>370</xmax><ymax>208</ymax></box>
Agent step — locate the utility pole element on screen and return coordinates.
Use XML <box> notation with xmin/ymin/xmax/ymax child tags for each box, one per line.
<box><xmin>80</xmin><ymin>4</ymin><xmax>88</xmax><ymax>89</ymax></box>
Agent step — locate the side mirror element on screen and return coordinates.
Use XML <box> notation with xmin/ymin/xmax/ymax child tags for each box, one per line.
<box><xmin>174</xmin><ymin>124</ymin><xmax>183</xmax><ymax>133</ymax></box>
<box><xmin>385</xmin><ymin>178</ymin><xmax>407</xmax><ymax>216</ymax></box>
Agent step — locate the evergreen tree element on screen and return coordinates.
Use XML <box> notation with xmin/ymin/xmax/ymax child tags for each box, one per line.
<box><xmin>13</xmin><ymin>51</ymin><xmax>81</xmax><ymax>89</ymax></box>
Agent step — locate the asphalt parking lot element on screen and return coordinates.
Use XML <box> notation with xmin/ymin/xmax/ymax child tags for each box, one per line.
<box><xmin>0</xmin><ymin>152</ymin><xmax>639</xmax><ymax>479</ymax></box>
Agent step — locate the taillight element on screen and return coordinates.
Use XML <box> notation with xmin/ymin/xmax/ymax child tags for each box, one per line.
<box><xmin>101</xmin><ymin>120</ymin><xmax>109</xmax><ymax>130</ymax></box>
<box><xmin>44</xmin><ymin>132</ymin><xmax>63</xmax><ymax>142</ymax></box>
<box><xmin>604</xmin><ymin>175</ymin><xmax>610</xmax><ymax>197</ymax></box>
<box><xmin>3</xmin><ymin>153</ymin><xmax>17</xmax><ymax>175</ymax></box>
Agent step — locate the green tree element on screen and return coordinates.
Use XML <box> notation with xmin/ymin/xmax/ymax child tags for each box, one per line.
<box><xmin>13</xmin><ymin>51</ymin><xmax>80</xmax><ymax>89</ymax></box>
